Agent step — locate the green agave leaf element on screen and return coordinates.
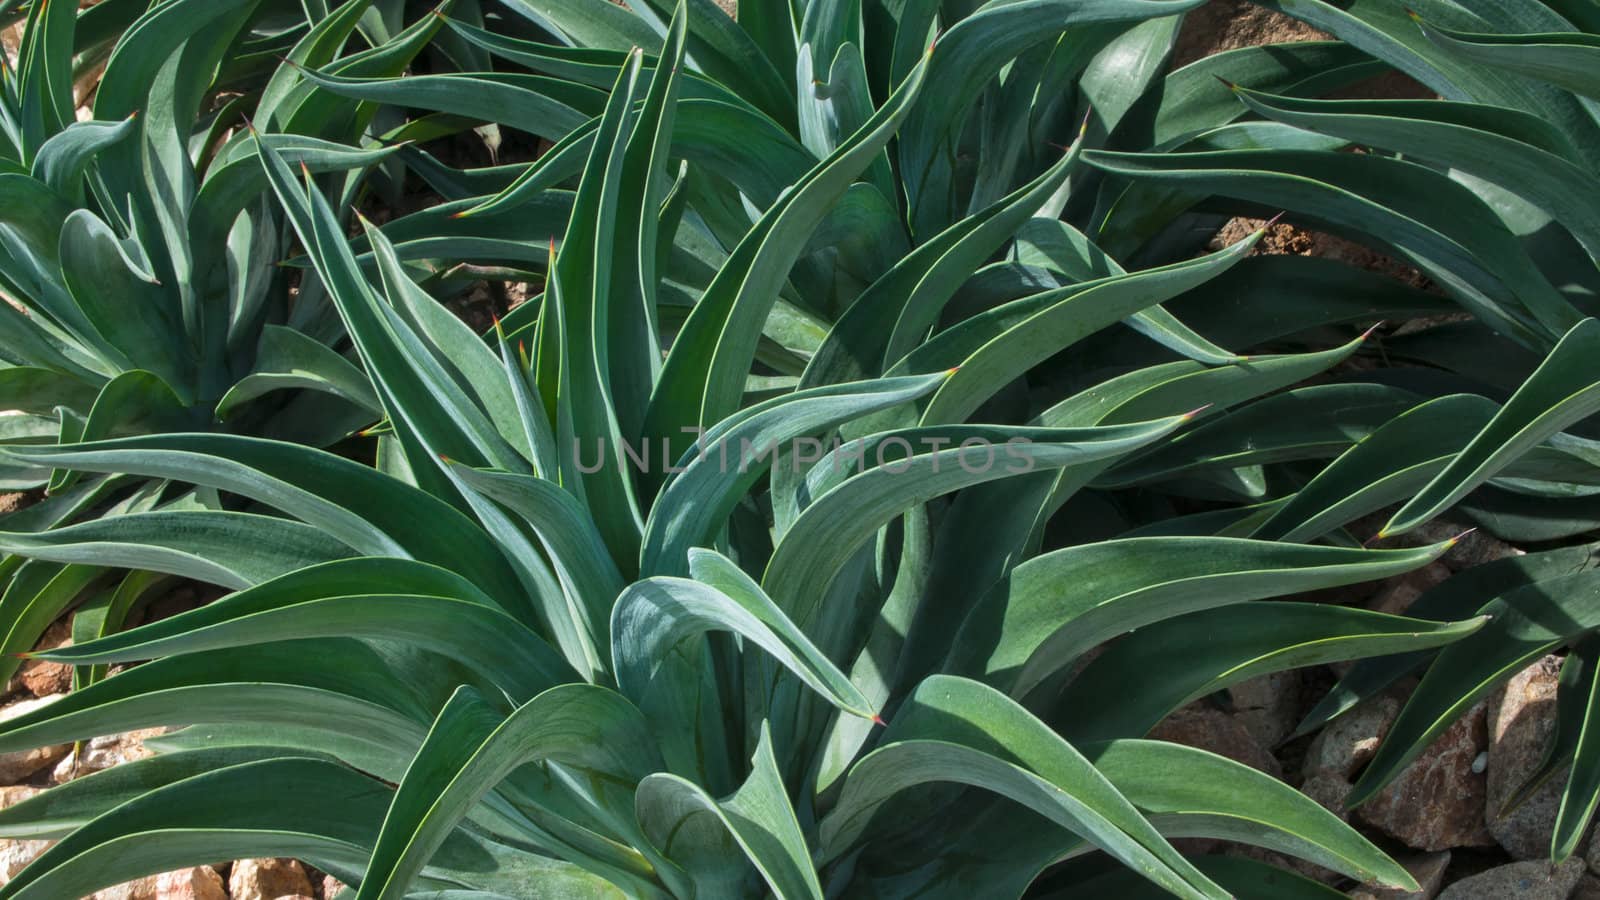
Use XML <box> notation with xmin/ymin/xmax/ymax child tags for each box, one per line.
<box><xmin>630</xmin><ymin>0</ymin><xmax>794</xmax><ymax>129</ymax></box>
<box><xmin>820</xmin><ymin>675</ymin><xmax>1230</xmax><ymax>900</ymax></box>
<box><xmin>1115</xmin><ymin>41</ymin><xmax>1382</xmax><ymax>150</ymax></box>
<box><xmin>0</xmin><ymin>754</ymin><xmax>554</xmax><ymax>900</ymax></box>
<box><xmin>1064</xmin><ymin>855</ymin><xmax>1349</xmax><ymax>900</ymax></box>
<box><xmin>7</xmin><ymin>435</ymin><xmax>438</xmax><ymax>566</ymax></box>
<box><xmin>1098</xmin><ymin>382</ymin><xmax>1418</xmax><ymax>492</ymax></box>
<box><xmin>0</xmin><ymin>745</ymin><xmax>316</xmax><ymax>840</ymax></box>
<box><xmin>0</xmin><ymin>639</ymin><xmax>435</xmax><ymax>777</ymax></box>
<box><xmin>0</xmin><ymin>560</ymin><xmax>100</xmax><ymax>686</ymax></box>
<box><xmin>0</xmin><ymin>511</ymin><xmax>352</xmax><ymax>591</ymax></box>
<box><xmin>1498</xmin><ymin>636</ymin><xmax>1600</xmax><ymax>829</ymax></box>
<box><xmin>605</xmin><ymin>3</ymin><xmax>688</xmax><ymax>458</ymax></box>
<box><xmin>0</xmin><ymin>758</ymin><xmax>389</xmax><ymax>900</ymax></box>
<box><xmin>215</xmin><ymin>324</ymin><xmax>381</xmax><ymax>420</ymax></box>
<box><xmin>1554</xmin><ymin>648</ymin><xmax>1600</xmax><ymax>859</ymax></box>
<box><xmin>1460</xmin><ymin>484</ymin><xmax>1600</xmax><ymax>542</ymax></box>
<box><xmin>1015</xmin><ymin>219</ymin><xmax>1241</xmax><ymax>366</ymax></box>
<box><xmin>1298</xmin><ymin>544</ymin><xmax>1600</xmax><ymax>742</ymax></box>
<box><xmin>641</xmin><ymin>372</ymin><xmax>948</xmax><ymax>577</ymax></box>
<box><xmin>58</xmin><ymin>211</ymin><xmax>190</xmax><ymax>398</ymax></box>
<box><xmin>615</xmin><ymin>548</ymin><xmax>877</xmax><ymax>720</ymax></box>
<box><xmin>255</xmin><ymin>130</ymin><xmax>527</xmax><ymax>503</ymax></box>
<box><xmin>636</xmin><ymin>723</ymin><xmax>823</xmax><ymax>900</ymax></box>
<box><xmin>443</xmin><ymin>18</ymin><xmax>640</xmax><ymax>88</ymax></box>
<box><xmin>0</xmin><ymin>367</ymin><xmax>98</xmax><ymax>416</ymax></box>
<box><xmin>29</xmin><ymin>114</ymin><xmax>138</xmax><ymax>201</ymax></box>
<box><xmin>447</xmin><ymin>463</ymin><xmax>626</xmax><ymax>663</ymax></box>
<box><xmin>1252</xmin><ymin>0</ymin><xmax>1600</xmax><ymax>170</ymax></box>
<box><xmin>453</xmin><ymin>120</ymin><xmax>596</xmax><ymax>219</ymax></box>
<box><xmin>765</xmin><ymin>416</ymin><xmax>1194</xmax><ymax>640</ymax></box>
<box><xmin>191</xmin><ymin>134</ymin><xmax>400</xmax><ymax>261</ymax></box>
<box><xmin>896</xmin><ymin>0</ymin><xmax>1204</xmax><ymax>235</ymax></box>
<box><xmin>255</xmin><ymin>0</ymin><xmax>378</xmax><ymax>128</ymax></box>
<box><xmin>1253</xmin><ymin>393</ymin><xmax>1496</xmax><ymax>543</ymax></box>
<box><xmin>354</xmin><ymin>684</ymin><xmax>660</xmax><ymax>900</ymax></box>
<box><xmin>1384</xmin><ymin>318</ymin><xmax>1600</xmax><ymax>537</ymax></box>
<box><xmin>1349</xmin><ymin>565</ymin><xmax>1600</xmax><ymax>808</ymax></box>
<box><xmin>540</xmin><ymin>32</ymin><xmax>663</xmax><ymax>569</ymax></box>
<box><xmin>1049</xmin><ymin>330</ymin><xmax>1383</xmax><ymax>429</ymax></box>
<box><xmin>289</xmin><ymin>64</ymin><xmax>604</xmax><ymax>143</ymax></box>
<box><xmin>802</xmin><ymin>135</ymin><xmax>1080</xmax><ymax>393</ymax></box>
<box><xmin>13</xmin><ymin>0</ymin><xmax>78</xmax><ymax>157</ymax></box>
<box><xmin>1083</xmin><ymin>148</ymin><xmax>1581</xmax><ymax>347</ymax></box>
<box><xmin>1227</xmin><ymin>86</ymin><xmax>1600</xmax><ymax>261</ymax></box>
<box><xmin>1086</xmin><ymin>739</ymin><xmax>1416</xmax><ymax>888</ymax></box>
<box><xmin>1058</xmin><ymin>603</ymin><xmax>1487</xmax><ymax>744</ymax></box>
<box><xmin>498</xmin><ymin>0</ymin><xmax>662</xmax><ymax>58</ymax></box>
<box><xmin>366</xmin><ymin>214</ymin><xmax>538</xmax><ymax>467</ymax></box>
<box><xmin>952</xmin><ymin>537</ymin><xmax>1451</xmax><ymax>699</ymax></box>
<box><xmin>38</xmin><ymin>557</ymin><xmax>575</xmax><ymax>703</ymax></box>
<box><xmin>1415</xmin><ymin>15</ymin><xmax>1600</xmax><ymax>100</ymax></box>
<box><xmin>70</xmin><ymin>567</ymin><xmax>172</xmax><ymax>690</ymax></box>
<box><xmin>907</xmin><ymin>228</ymin><xmax>1262</xmax><ymax>424</ymax></box>
<box><xmin>272</xmin><ymin>5</ymin><xmax>459</xmax><ymax>143</ymax></box>
<box><xmin>0</xmin><ymin>435</ymin><xmax>519</xmax><ymax>594</ymax></box>
<box><xmin>643</xmin><ymin>45</ymin><xmax>930</xmax><ymax>459</ymax></box>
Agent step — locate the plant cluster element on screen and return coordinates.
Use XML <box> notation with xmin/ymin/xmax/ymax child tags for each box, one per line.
<box><xmin>0</xmin><ymin>0</ymin><xmax>1595</xmax><ymax>897</ymax></box>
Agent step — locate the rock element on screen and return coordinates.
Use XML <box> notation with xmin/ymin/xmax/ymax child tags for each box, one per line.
<box><xmin>1301</xmin><ymin>773</ymin><xmax>1353</xmax><ymax>820</ymax></box>
<box><xmin>1148</xmin><ymin>704</ymin><xmax>1281</xmax><ymax>778</ymax></box>
<box><xmin>1305</xmin><ymin>694</ymin><xmax>1402</xmax><ymax>780</ymax></box>
<box><xmin>1412</xmin><ymin>520</ymin><xmax>1523</xmax><ymax>571</ymax></box>
<box><xmin>1368</xmin><ymin>563</ymin><xmax>1454</xmax><ymax>617</ymax></box>
<box><xmin>1437</xmin><ymin>858</ymin><xmax>1585</xmax><ymax>900</ymax></box>
<box><xmin>0</xmin><ymin>787</ymin><xmax>49</xmax><ymax>884</ymax></box>
<box><xmin>1350</xmin><ymin>851</ymin><xmax>1451</xmax><ymax>900</ymax></box>
<box><xmin>1575</xmin><ymin>874</ymin><xmax>1600</xmax><ymax>900</ymax></box>
<box><xmin>229</xmin><ymin>857</ymin><xmax>315</xmax><ymax>900</ymax></box>
<box><xmin>1355</xmin><ymin>699</ymin><xmax>1495</xmax><ymax>851</ymax></box>
<box><xmin>1227</xmin><ymin>670</ymin><xmax>1302</xmax><ymax>748</ymax></box>
<box><xmin>320</xmin><ymin>874</ymin><xmax>347</xmax><ymax>898</ymax></box>
<box><xmin>91</xmin><ymin>866</ymin><xmax>229</xmax><ymax>900</ymax></box>
<box><xmin>1585</xmin><ymin>825</ymin><xmax>1600</xmax><ymax>874</ymax></box>
<box><xmin>1300</xmin><ymin>693</ymin><xmax>1404</xmax><ymax>821</ymax></box>
<box><xmin>1488</xmin><ymin>656</ymin><xmax>1582</xmax><ymax>859</ymax></box>
<box><xmin>1171</xmin><ymin>0</ymin><xmax>1328</xmax><ymax>68</ymax></box>
<box><xmin>7</xmin><ymin>619</ymin><xmax>72</xmax><ymax>699</ymax></box>
<box><xmin>51</xmin><ymin>727</ymin><xmax>164</xmax><ymax>783</ymax></box>
<box><xmin>0</xmin><ymin>696</ymin><xmax>69</xmax><ymax>783</ymax></box>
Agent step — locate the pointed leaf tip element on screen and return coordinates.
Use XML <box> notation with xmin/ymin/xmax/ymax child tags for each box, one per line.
<box><xmin>871</xmin><ymin>714</ymin><xmax>886</xmax><ymax>727</ymax></box>
<box><xmin>1262</xmin><ymin>211</ymin><xmax>1287</xmax><ymax>230</ymax></box>
<box><xmin>1447</xmin><ymin>527</ymin><xmax>1478</xmax><ymax>546</ymax></box>
<box><xmin>1182</xmin><ymin>404</ymin><xmax>1213</xmax><ymax>420</ymax></box>
<box><xmin>1360</xmin><ymin>321</ymin><xmax>1386</xmax><ymax>341</ymax></box>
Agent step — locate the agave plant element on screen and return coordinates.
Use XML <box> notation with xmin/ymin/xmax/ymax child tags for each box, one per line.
<box><xmin>1098</xmin><ymin>1</ymin><xmax>1600</xmax><ymax>865</ymax></box>
<box><xmin>0</xmin><ymin>2</ymin><xmax>1508</xmax><ymax>897</ymax></box>
<box><xmin>0</xmin><ymin>0</ymin><xmax>494</xmax><ymax>691</ymax></box>
<box><xmin>0</xmin><ymin>0</ymin><xmax>1595</xmax><ymax>897</ymax></box>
